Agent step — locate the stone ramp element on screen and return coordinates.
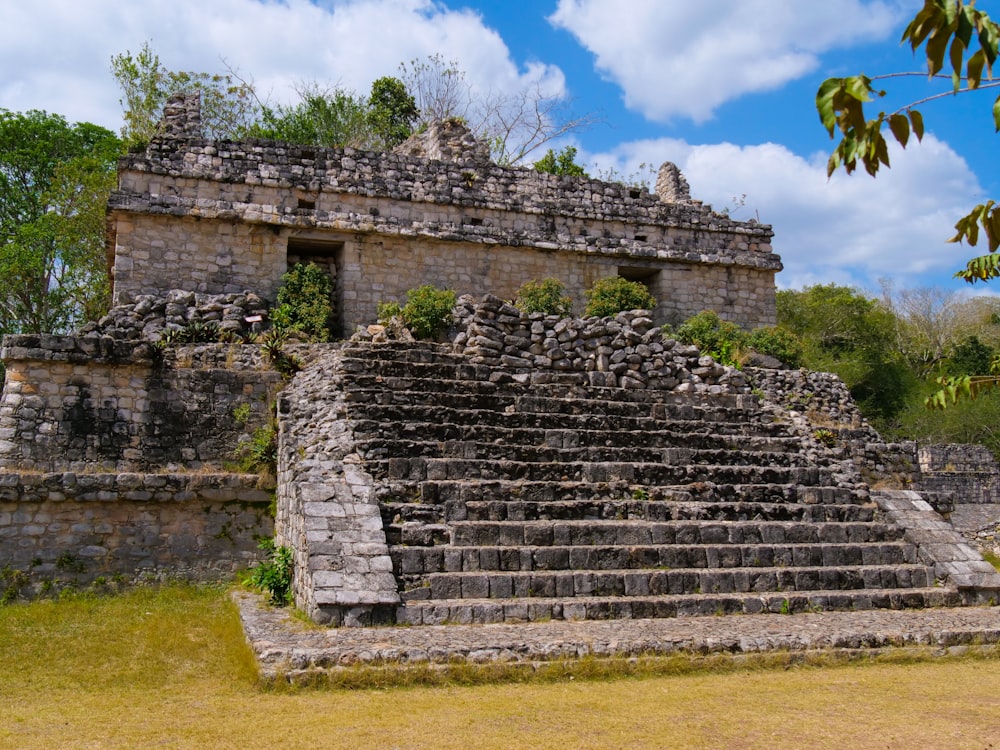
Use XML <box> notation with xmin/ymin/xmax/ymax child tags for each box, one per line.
<box><xmin>234</xmin><ymin>591</ymin><xmax>1000</xmax><ymax>682</ymax></box>
<box><xmin>276</xmin><ymin>339</ymin><xmax>1000</xmax><ymax>626</ymax></box>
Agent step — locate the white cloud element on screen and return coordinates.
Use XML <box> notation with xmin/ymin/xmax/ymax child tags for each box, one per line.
<box><xmin>582</xmin><ymin>133</ymin><xmax>984</xmax><ymax>291</ymax></box>
<box><xmin>549</xmin><ymin>0</ymin><xmax>900</xmax><ymax>122</ymax></box>
<box><xmin>0</xmin><ymin>0</ymin><xmax>565</xmax><ymax>131</ymax></box>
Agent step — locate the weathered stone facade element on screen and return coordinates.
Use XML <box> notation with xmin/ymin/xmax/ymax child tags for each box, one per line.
<box><xmin>107</xmin><ymin>97</ymin><xmax>780</xmax><ymax>335</ymax></box>
<box><xmin>0</xmin><ymin>337</ymin><xmax>282</xmax><ymax>472</ymax></box>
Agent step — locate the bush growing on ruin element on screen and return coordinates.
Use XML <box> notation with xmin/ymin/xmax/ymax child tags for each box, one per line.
<box><xmin>515</xmin><ymin>278</ymin><xmax>574</xmax><ymax>316</ymax></box>
<box><xmin>672</xmin><ymin>311</ymin><xmax>748</xmax><ymax>367</ymax></box>
<box><xmin>270</xmin><ymin>263</ymin><xmax>333</xmax><ymax>342</ymax></box>
<box><xmin>400</xmin><ymin>285</ymin><xmax>456</xmax><ymax>340</ymax></box>
<box><xmin>533</xmin><ymin>146</ymin><xmax>588</xmax><ymax>178</ymax></box>
<box><xmin>243</xmin><ymin>538</ymin><xmax>293</xmax><ymax>606</ymax></box>
<box><xmin>747</xmin><ymin>326</ymin><xmax>804</xmax><ymax>368</ymax></box>
<box><xmin>583</xmin><ymin>277</ymin><xmax>655</xmax><ymax>318</ymax></box>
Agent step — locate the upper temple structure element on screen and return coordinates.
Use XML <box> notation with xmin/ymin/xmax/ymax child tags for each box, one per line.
<box><xmin>107</xmin><ymin>94</ymin><xmax>782</xmax><ymax>335</ymax></box>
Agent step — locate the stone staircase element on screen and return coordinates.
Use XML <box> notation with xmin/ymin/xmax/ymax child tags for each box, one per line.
<box><xmin>324</xmin><ymin>342</ymin><xmax>960</xmax><ymax>625</ymax></box>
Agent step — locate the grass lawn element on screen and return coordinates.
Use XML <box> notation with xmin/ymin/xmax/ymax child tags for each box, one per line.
<box><xmin>2</xmin><ymin>584</ymin><xmax>999</xmax><ymax>749</ymax></box>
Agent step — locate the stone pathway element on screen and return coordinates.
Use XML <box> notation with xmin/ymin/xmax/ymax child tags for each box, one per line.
<box><xmin>234</xmin><ymin>592</ymin><xmax>1000</xmax><ymax>681</ymax></box>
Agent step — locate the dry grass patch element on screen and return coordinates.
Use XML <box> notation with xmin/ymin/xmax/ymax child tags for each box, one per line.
<box><xmin>2</xmin><ymin>585</ymin><xmax>999</xmax><ymax>749</ymax></box>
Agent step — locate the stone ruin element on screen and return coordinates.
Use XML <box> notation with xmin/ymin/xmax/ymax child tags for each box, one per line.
<box><xmin>1</xmin><ymin>94</ymin><xmax>999</xmax><ymax>623</ymax></box>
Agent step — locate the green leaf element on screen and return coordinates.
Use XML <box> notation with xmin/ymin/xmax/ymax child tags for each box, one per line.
<box><xmin>844</xmin><ymin>75</ymin><xmax>874</xmax><ymax>101</ymax></box>
<box><xmin>957</xmin><ymin>4</ymin><xmax>975</xmax><ymax>48</ymax></box>
<box><xmin>909</xmin><ymin>109</ymin><xmax>925</xmax><ymax>140</ymax></box>
<box><xmin>968</xmin><ymin>48</ymin><xmax>986</xmax><ymax>88</ymax></box>
<box><xmin>888</xmin><ymin>113</ymin><xmax>910</xmax><ymax>147</ymax></box>
<box><xmin>816</xmin><ymin>78</ymin><xmax>842</xmax><ymax>135</ymax></box>
<box><xmin>904</xmin><ymin>2</ymin><xmax>946</xmax><ymax>50</ymax></box>
<box><xmin>954</xmin><ymin>253</ymin><xmax>1000</xmax><ymax>283</ymax></box>
<box><xmin>993</xmin><ymin>93</ymin><xmax>1000</xmax><ymax>131</ymax></box>
<box><xmin>980</xmin><ymin>20</ymin><xmax>999</xmax><ymax>67</ymax></box>
<box><xmin>927</xmin><ymin>25</ymin><xmax>952</xmax><ymax>76</ymax></box>
<box><xmin>950</xmin><ymin>36</ymin><xmax>966</xmax><ymax>90</ymax></box>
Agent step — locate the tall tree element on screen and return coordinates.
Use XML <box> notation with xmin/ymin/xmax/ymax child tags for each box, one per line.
<box><xmin>367</xmin><ymin>76</ymin><xmax>419</xmax><ymax>148</ymax></box>
<box><xmin>399</xmin><ymin>53</ymin><xmax>595</xmax><ymax>165</ymax></box>
<box><xmin>776</xmin><ymin>285</ymin><xmax>916</xmax><ymax>420</ymax></box>
<box><xmin>0</xmin><ymin>110</ymin><xmax>120</xmax><ymax>335</ymax></box>
<box><xmin>248</xmin><ymin>84</ymin><xmax>374</xmax><ymax>148</ymax></box>
<box><xmin>111</xmin><ymin>42</ymin><xmax>259</xmax><ymax>148</ymax></box>
<box><xmin>246</xmin><ymin>76</ymin><xmax>416</xmax><ymax>150</ymax></box>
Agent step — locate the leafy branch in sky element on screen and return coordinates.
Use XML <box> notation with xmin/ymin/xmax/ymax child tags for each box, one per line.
<box><xmin>816</xmin><ymin>0</ymin><xmax>1000</xmax><ymax>408</ymax></box>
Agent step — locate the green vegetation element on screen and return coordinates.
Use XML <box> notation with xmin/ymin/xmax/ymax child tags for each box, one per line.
<box><xmin>0</xmin><ymin>109</ymin><xmax>119</xmax><ymax>337</ymax></box>
<box><xmin>270</xmin><ymin>262</ymin><xmax>334</xmax><ymax>342</ymax></box>
<box><xmin>514</xmin><ymin>277</ymin><xmax>574</xmax><ymax>316</ymax></box>
<box><xmin>777</xmin><ymin>284</ymin><xmax>914</xmax><ymax>421</ymax></box>
<box><xmin>243</xmin><ymin>539</ymin><xmax>293</xmax><ymax>606</ymax></box>
<box><xmin>667</xmin><ymin>311</ymin><xmax>802</xmax><ymax>369</ymax></box>
<box><xmin>747</xmin><ymin>326</ymin><xmax>804</xmax><ymax>369</ymax></box>
<box><xmin>671</xmin><ymin>311</ymin><xmax>747</xmax><ymax>367</ymax></box>
<box><xmin>584</xmin><ymin>277</ymin><xmax>655</xmax><ymax>318</ymax></box>
<box><xmin>246</xmin><ymin>76</ymin><xmax>418</xmax><ymax>150</ymax></box>
<box><xmin>111</xmin><ymin>42</ymin><xmax>258</xmax><ymax>148</ymax></box>
<box><xmin>398</xmin><ymin>285</ymin><xmax>457</xmax><ymax>340</ymax></box>
<box><xmin>533</xmin><ymin>146</ymin><xmax>588</xmax><ymax>177</ymax></box>
<box><xmin>2</xmin><ymin>585</ymin><xmax>1000</xmax><ymax>748</ymax></box>
<box><xmin>235</xmin><ymin>422</ymin><xmax>278</xmax><ymax>476</ymax></box>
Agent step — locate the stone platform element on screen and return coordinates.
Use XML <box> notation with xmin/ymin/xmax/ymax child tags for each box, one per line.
<box><xmin>234</xmin><ymin>591</ymin><xmax>1000</xmax><ymax>682</ymax></box>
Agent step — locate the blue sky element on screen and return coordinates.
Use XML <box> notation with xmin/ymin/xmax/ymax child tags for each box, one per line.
<box><xmin>2</xmin><ymin>0</ymin><xmax>997</xmax><ymax>296</ymax></box>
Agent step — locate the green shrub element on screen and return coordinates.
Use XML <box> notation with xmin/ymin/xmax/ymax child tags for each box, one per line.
<box><xmin>376</xmin><ymin>301</ymin><xmax>402</xmax><ymax>324</ymax></box>
<box><xmin>515</xmin><ymin>278</ymin><xmax>574</xmax><ymax>316</ymax></box>
<box><xmin>272</xmin><ymin>262</ymin><xmax>333</xmax><ymax>341</ymax></box>
<box><xmin>747</xmin><ymin>326</ymin><xmax>804</xmax><ymax>368</ymax></box>
<box><xmin>673</xmin><ymin>310</ymin><xmax>747</xmax><ymax>366</ymax></box>
<box><xmin>400</xmin><ymin>285</ymin><xmax>456</xmax><ymax>339</ymax></box>
<box><xmin>236</xmin><ymin>424</ymin><xmax>277</xmax><ymax>475</ymax></box>
<box><xmin>243</xmin><ymin>538</ymin><xmax>293</xmax><ymax>606</ymax></box>
<box><xmin>583</xmin><ymin>277</ymin><xmax>655</xmax><ymax>318</ymax></box>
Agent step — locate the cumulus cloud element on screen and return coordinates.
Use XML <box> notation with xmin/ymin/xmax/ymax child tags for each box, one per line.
<box><xmin>0</xmin><ymin>0</ymin><xmax>565</xmax><ymax>131</ymax></box>
<box><xmin>582</xmin><ymin>134</ymin><xmax>984</xmax><ymax>290</ymax></box>
<box><xmin>549</xmin><ymin>0</ymin><xmax>900</xmax><ymax>122</ymax></box>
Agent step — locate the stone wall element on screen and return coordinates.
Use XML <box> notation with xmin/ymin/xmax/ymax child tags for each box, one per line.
<box><xmin>108</xmin><ymin>113</ymin><xmax>781</xmax><ymax>333</ymax></box>
<box><xmin>446</xmin><ymin>294</ymin><xmax>748</xmax><ymax>393</ymax></box>
<box><xmin>747</xmin><ymin>367</ymin><xmax>924</xmax><ymax>490</ymax></box>
<box><xmin>274</xmin><ymin>347</ymin><xmax>398</xmax><ymax>625</ymax></box>
<box><xmin>0</xmin><ymin>471</ymin><xmax>272</xmax><ymax>593</ymax></box>
<box><xmin>0</xmin><ymin>337</ymin><xmax>282</xmax><ymax>472</ymax></box>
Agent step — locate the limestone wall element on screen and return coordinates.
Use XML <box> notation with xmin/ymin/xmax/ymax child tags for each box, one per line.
<box><xmin>0</xmin><ymin>471</ymin><xmax>272</xmax><ymax>593</ymax></box>
<box><xmin>0</xmin><ymin>337</ymin><xmax>282</xmax><ymax>472</ymax></box>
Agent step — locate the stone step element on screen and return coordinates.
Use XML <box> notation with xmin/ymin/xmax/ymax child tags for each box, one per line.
<box><xmin>381</xmin><ymin>498</ymin><xmax>878</xmax><ymax>529</ymax></box>
<box><xmin>343</xmin><ymin>382</ymin><xmax>760</xmax><ymax>416</ymax></box>
<box><xmin>395</xmin><ymin>588</ymin><xmax>960</xmax><ymax>625</ymax></box>
<box><xmin>349</xmin><ymin>403</ymin><xmax>770</xmax><ymax>433</ymax></box>
<box><xmin>406</xmin><ymin>564</ymin><xmax>936</xmax><ymax>602</ymax></box>
<box><xmin>390</xmin><ymin>541</ymin><xmax>916</xmax><ymax>577</ymax></box>
<box><xmin>356</xmin><ymin>439</ymin><xmax>808</xmax><ymax>467</ymax></box>
<box><xmin>447</xmin><ymin>520</ymin><xmax>904</xmax><ymax>546</ymax></box>
<box><xmin>355</xmin><ymin>423</ymin><xmax>802</xmax><ymax>452</ymax></box>
<box><xmin>377</xmin><ymin>479</ymin><xmax>869</xmax><ymax>512</ymax></box>
<box><xmin>366</xmin><ymin>457</ymin><xmax>835</xmax><ymax>486</ymax></box>
<box><xmin>352</xmin><ymin>418</ymin><xmax>795</xmax><ymax>444</ymax></box>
